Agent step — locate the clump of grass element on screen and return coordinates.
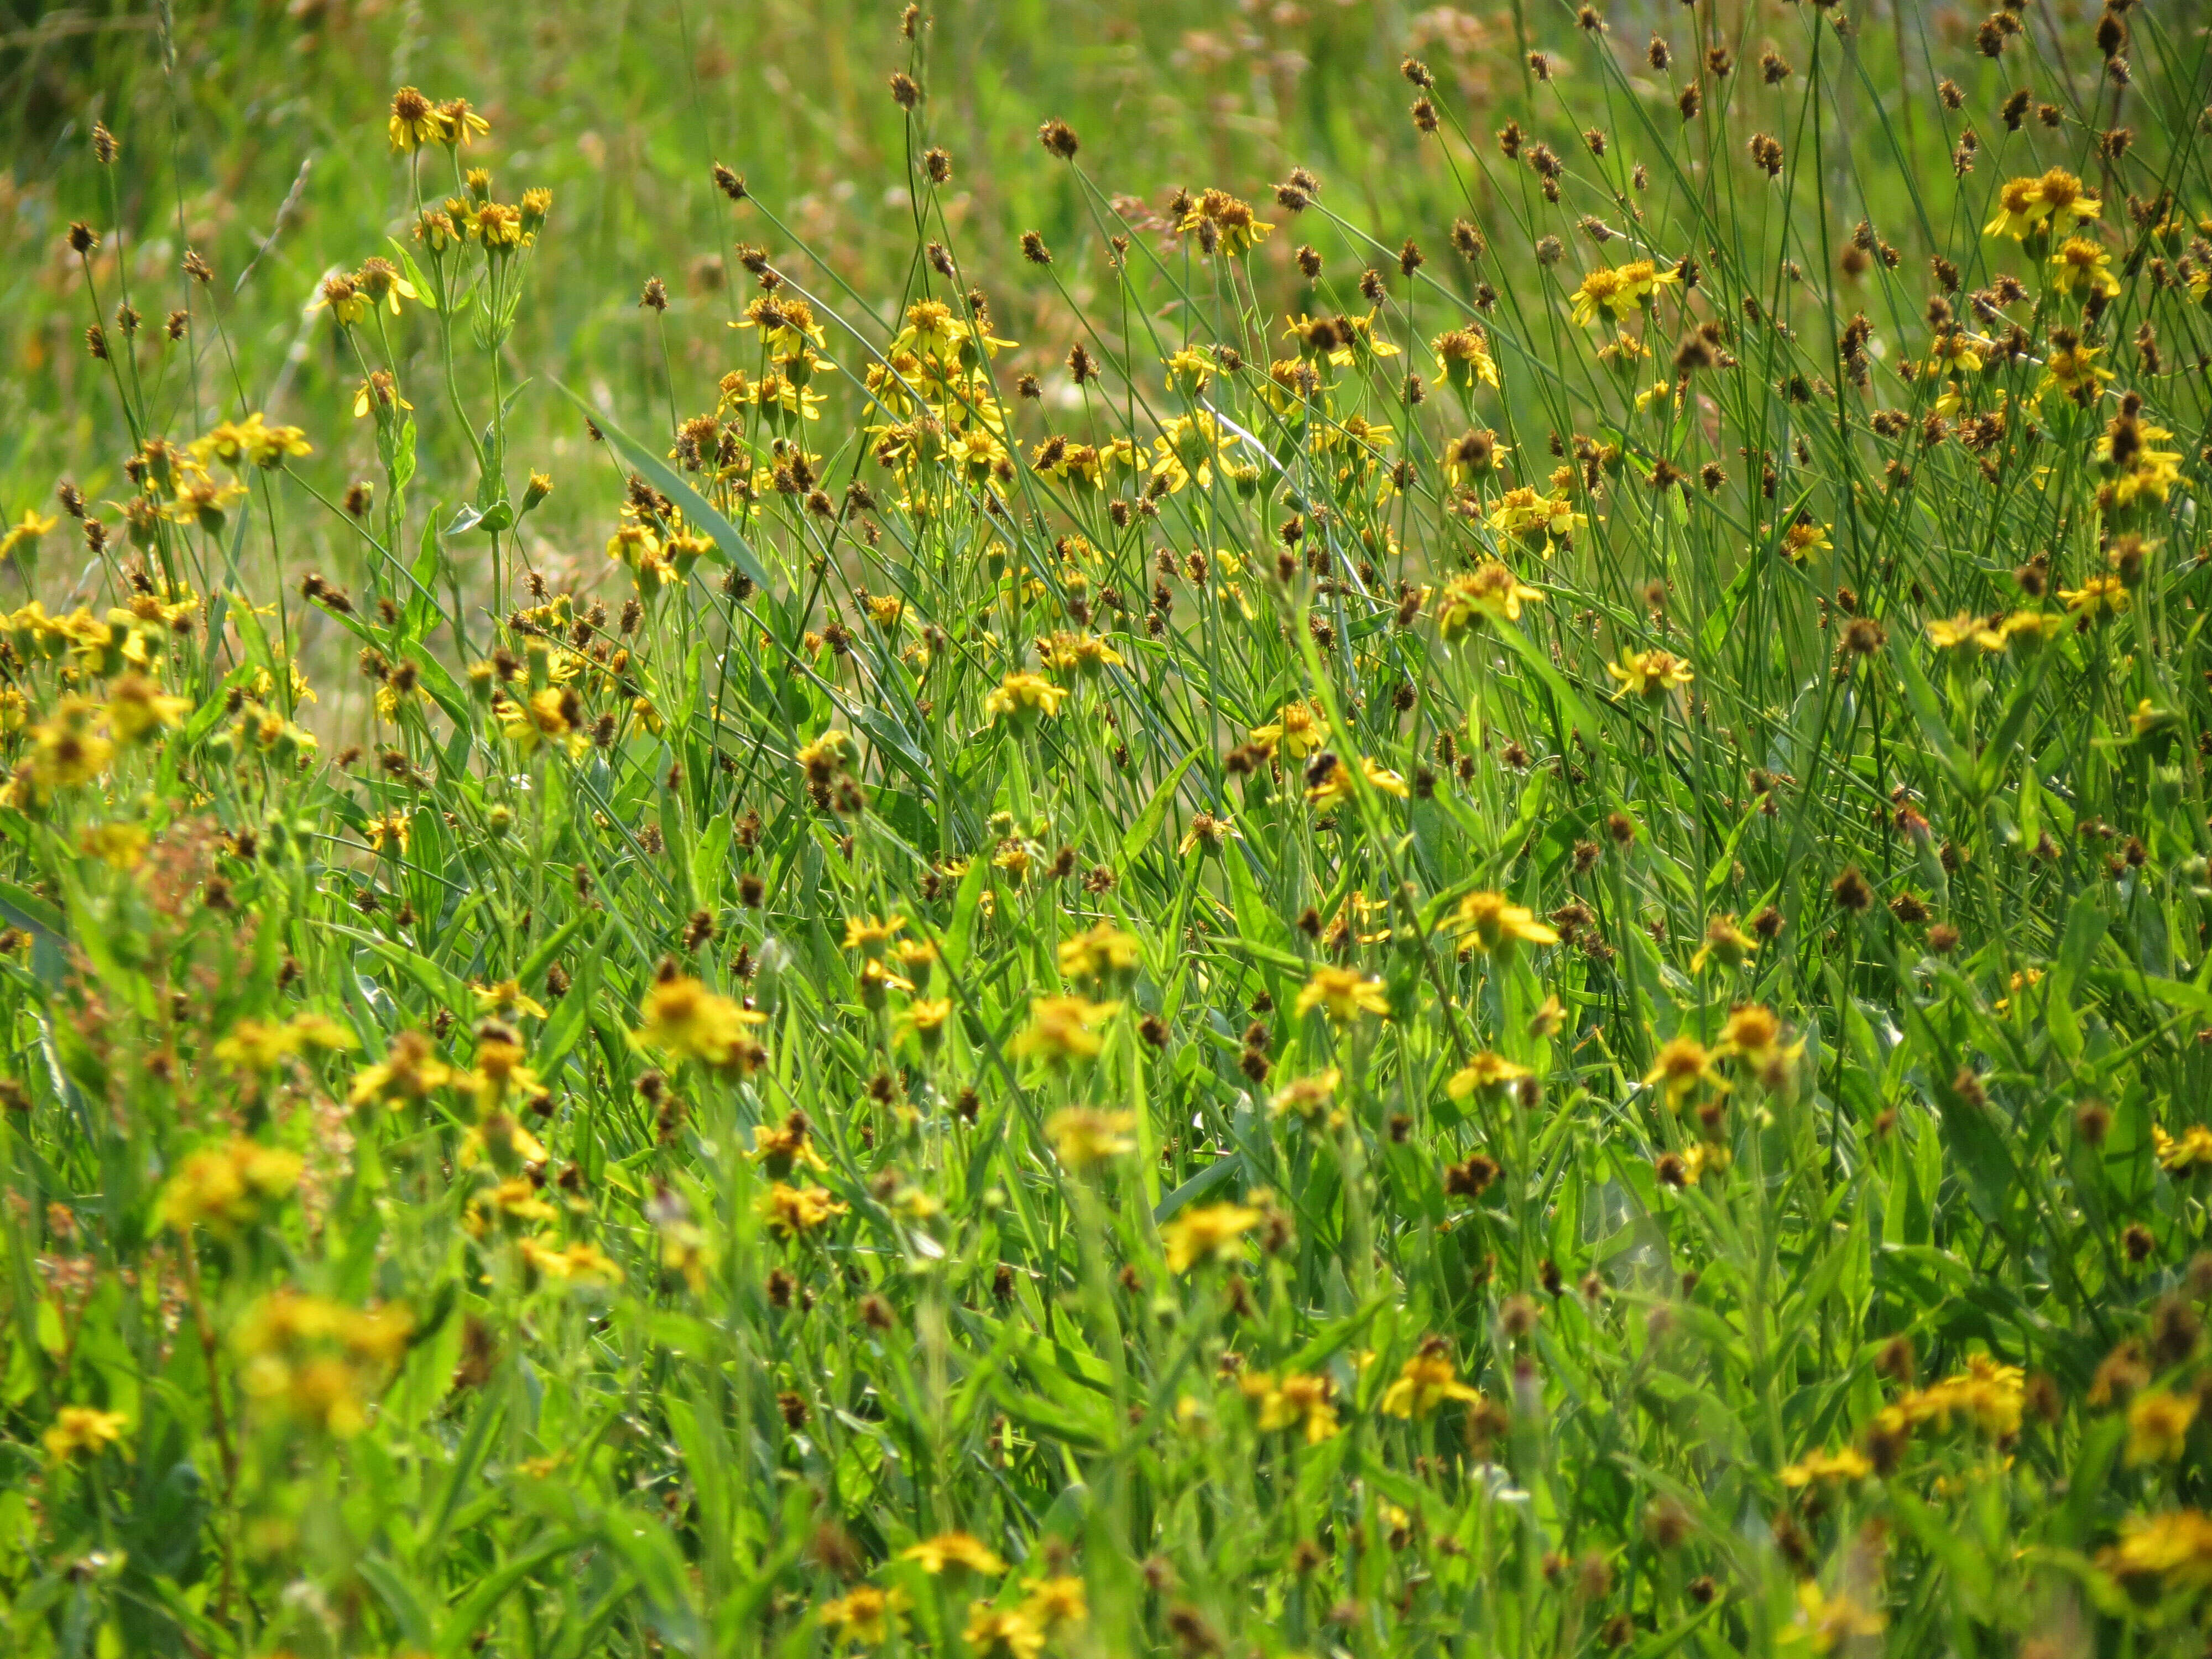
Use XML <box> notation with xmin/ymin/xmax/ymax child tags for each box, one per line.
<box><xmin>5</xmin><ymin>3</ymin><xmax>2212</xmax><ymax>1656</ymax></box>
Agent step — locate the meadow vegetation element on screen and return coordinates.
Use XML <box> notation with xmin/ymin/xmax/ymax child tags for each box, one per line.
<box><xmin>4</xmin><ymin>1</ymin><xmax>2212</xmax><ymax>1655</ymax></box>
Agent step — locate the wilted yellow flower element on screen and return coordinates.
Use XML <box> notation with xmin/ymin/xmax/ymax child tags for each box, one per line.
<box><xmin>1270</xmin><ymin>1068</ymin><xmax>1340</xmax><ymax>1123</ymax></box>
<box><xmin>1436</xmin><ymin>562</ymin><xmax>1542</xmax><ymax>638</ymax></box>
<box><xmin>1248</xmin><ymin>700</ymin><xmax>1327</xmax><ymax>761</ymax></box>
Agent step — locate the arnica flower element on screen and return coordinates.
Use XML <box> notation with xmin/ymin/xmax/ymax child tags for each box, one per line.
<box><xmin>1010</xmin><ymin>994</ymin><xmax>1120</xmax><ymax>1065</ymax></box>
<box><xmin>1305</xmin><ymin>752</ymin><xmax>1409</xmax><ymax>807</ymax></box>
<box><xmin>348</xmin><ymin>1029</ymin><xmax>453</xmax><ymax>1109</ymax></box>
<box><xmin>1295</xmin><ymin>966</ymin><xmax>1390</xmax><ymax>1023</ymax></box>
<box><xmin>2058</xmin><ymin>574</ymin><xmax>2128</xmax><ymax>621</ymax></box>
<box><xmin>1240</xmin><ymin>1370</ymin><xmax>1341</xmax><ymax>1443</ymax></box>
<box><xmin>1379</xmin><ymin>1342</ymin><xmax>1483</xmax><ymax>1418</ymax></box>
<box><xmin>1045</xmin><ymin>1107</ymin><xmax>1136</xmax><ymax>1171</ymax></box>
<box><xmin>1607</xmin><ymin>648</ymin><xmax>1694</xmax><ymax>701</ymax></box>
<box><xmin>1248</xmin><ymin>699</ymin><xmax>1327</xmax><ymax>760</ymax></box>
<box><xmin>1150</xmin><ymin>411</ymin><xmax>1223</xmax><ymax>493</ymax></box>
<box><xmin>900</xmin><ymin>997</ymin><xmax>952</xmax><ymax>1051</ymax></box>
<box><xmin>2048</xmin><ymin>236</ymin><xmax>2119</xmax><ymax>299</ymax></box>
<box><xmin>1452</xmin><ymin>891</ymin><xmax>1559</xmax><ymax>954</ymax></box>
<box><xmin>519</xmin><ymin>1236</ymin><xmax>620</xmax><ymax>1286</ymax></box>
<box><xmin>1446</xmin><ymin>1050</ymin><xmax>1530</xmax><ymax>1099</ymax></box>
<box><xmin>633</xmin><ymin>971</ymin><xmax>769</xmax><ymax>1074</ymax></box>
<box><xmin>820</xmin><ymin>1585</ymin><xmax>910</xmax><ymax>1646</ymax></box>
<box><xmin>0</xmin><ymin>509</ymin><xmax>56</xmax><ymax>562</ymax></box>
<box><xmin>1436</xmin><ymin>562</ymin><xmax>1542</xmax><ymax>638</ymax></box>
<box><xmin>1432</xmin><ymin>327</ymin><xmax>1500</xmax><ymax>394</ymax></box>
<box><xmin>1780</xmin><ymin>1447</ymin><xmax>1872</xmax><ymax>1488</ymax></box>
<box><xmin>1876</xmin><ymin>1355</ymin><xmax>2024</xmax><ymax>1438</ymax></box>
<box><xmin>1057</xmin><ymin>921</ymin><xmax>1140</xmax><ymax>986</ymax></box>
<box><xmin>1781</xmin><ymin>518</ymin><xmax>1832</xmax><ymax>564</ymax></box>
<box><xmin>842</xmin><ymin>914</ymin><xmax>908</xmax><ymax>958</ymax></box>
<box><xmin>1270</xmin><ymin>1068</ymin><xmax>1340</xmax><ymax>1123</ymax></box>
<box><xmin>1790</xmin><ymin>1583</ymin><xmax>1886</xmax><ymax>1652</ymax></box>
<box><xmin>900</xmin><ymin>1532</ymin><xmax>1006</xmax><ymax>1575</ymax></box>
<box><xmin>1983</xmin><ymin>168</ymin><xmax>2100</xmax><ymax>240</ymax></box>
<box><xmin>963</xmin><ymin>1603</ymin><xmax>1046</xmax><ymax>1659</ymax></box>
<box><xmin>757</xmin><ymin>1181</ymin><xmax>849</xmax><ymax>1241</ymax></box>
<box><xmin>234</xmin><ymin>1291</ymin><xmax>414</xmax><ymax>1438</ymax></box>
<box><xmin>1035</xmin><ymin>630</ymin><xmax>1123</xmax><ymax>677</ymax></box>
<box><xmin>104</xmin><ymin>673</ymin><xmax>190</xmax><ymax>743</ymax></box>
<box><xmin>43</xmin><ymin>1406</ymin><xmax>128</xmax><ymax>1462</ymax></box>
<box><xmin>2126</xmin><ymin>1389</ymin><xmax>2198</xmax><ymax>1465</ymax></box>
<box><xmin>2101</xmin><ymin>1510</ymin><xmax>2212</xmax><ymax>1595</ymax></box>
<box><xmin>1644</xmin><ymin>1035</ymin><xmax>1723</xmax><ymax>1105</ymax></box>
<box><xmin>387</xmin><ymin>86</ymin><xmax>443</xmax><ymax>152</ymax></box>
<box><xmin>22</xmin><ymin>698</ymin><xmax>111</xmax><ymax>796</ymax></box>
<box><xmin>1160</xmin><ymin>1201</ymin><xmax>1262</xmax><ymax>1272</ymax></box>
<box><xmin>1690</xmin><ymin>914</ymin><xmax>1759</xmax><ymax>973</ymax></box>
<box><xmin>2154</xmin><ymin>1124</ymin><xmax>2212</xmax><ymax>1173</ymax></box>
<box><xmin>212</xmin><ymin>1013</ymin><xmax>356</xmax><ymax>1072</ymax></box>
<box><xmin>985</xmin><ymin>671</ymin><xmax>1068</xmax><ymax>724</ymax></box>
<box><xmin>1177</xmin><ymin>188</ymin><xmax>1274</xmax><ymax>256</ymax></box>
<box><xmin>1926</xmin><ymin>612</ymin><xmax>2013</xmax><ymax>654</ymax></box>
<box><xmin>1021</xmin><ymin>1577</ymin><xmax>1087</xmax><ymax>1631</ymax></box>
<box><xmin>748</xmin><ymin>1115</ymin><xmax>828</xmax><ymax>1177</ymax></box>
<box><xmin>1487</xmin><ymin>485</ymin><xmax>1582</xmax><ymax>549</ymax></box>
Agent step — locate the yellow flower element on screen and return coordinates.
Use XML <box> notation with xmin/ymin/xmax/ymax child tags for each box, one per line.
<box><xmin>633</xmin><ymin>973</ymin><xmax>769</xmax><ymax>1074</ymax></box>
<box><xmin>1435</xmin><ymin>562</ymin><xmax>1541</xmax><ymax>637</ymax></box>
<box><xmin>1432</xmin><ymin>326</ymin><xmax>1500</xmax><ymax>394</ymax></box>
<box><xmin>2128</xmin><ymin>1390</ymin><xmax>2198</xmax><ymax>1465</ymax></box>
<box><xmin>0</xmin><ymin>509</ymin><xmax>57</xmax><ymax>561</ymax></box>
<box><xmin>1177</xmin><ymin>187</ymin><xmax>1274</xmax><ymax>256</ymax></box>
<box><xmin>519</xmin><ymin>1236</ymin><xmax>621</xmax><ymax>1285</ymax></box>
<box><xmin>1270</xmin><ymin>1068</ymin><xmax>1341</xmax><ymax>1123</ymax></box>
<box><xmin>1379</xmin><ymin>1345</ymin><xmax>1483</xmax><ymax>1418</ymax></box>
<box><xmin>1010</xmin><ymin>995</ymin><xmax>1119</xmax><ymax>1065</ymax></box>
<box><xmin>1057</xmin><ymin>921</ymin><xmax>1140</xmax><ymax>985</ymax></box>
<box><xmin>1241</xmin><ymin>1370</ymin><xmax>1340</xmax><ymax>1444</ymax></box>
<box><xmin>985</xmin><ymin>671</ymin><xmax>1069</xmax><ymax>723</ymax></box>
<box><xmin>1248</xmin><ymin>700</ymin><xmax>1327</xmax><ymax>761</ymax></box>
<box><xmin>2156</xmin><ymin>1123</ymin><xmax>2212</xmax><ymax>1173</ymax></box>
<box><xmin>159</xmin><ymin>1139</ymin><xmax>305</xmax><ymax>1234</ymax></box>
<box><xmin>1021</xmin><ymin>1576</ymin><xmax>1088</xmax><ymax>1630</ymax></box>
<box><xmin>79</xmin><ymin>821</ymin><xmax>148</xmax><ymax>869</ymax></box>
<box><xmin>820</xmin><ymin>1585</ymin><xmax>910</xmax><ymax>1646</ymax></box>
<box><xmin>2059</xmin><ymin>574</ymin><xmax>2129</xmax><ymax>620</ymax></box>
<box><xmin>1486</xmin><ymin>485</ymin><xmax>1583</xmax><ymax>548</ymax></box>
<box><xmin>1780</xmin><ymin>1447</ymin><xmax>1873</xmax><ymax>1487</ymax></box>
<box><xmin>1644</xmin><ymin>1036</ymin><xmax>1723</xmax><ymax>1105</ymax></box>
<box><xmin>1305</xmin><ymin>752</ymin><xmax>1409</xmax><ymax>807</ymax></box>
<box><xmin>842</xmin><ymin>914</ymin><xmax>909</xmax><ymax>957</ymax></box>
<box><xmin>1295</xmin><ymin>966</ymin><xmax>1390</xmax><ymax>1022</ymax></box>
<box><xmin>1446</xmin><ymin>1050</ymin><xmax>1531</xmax><ymax>1099</ymax></box>
<box><xmin>900</xmin><ymin>1532</ymin><xmax>1007</xmax><ymax>1574</ymax></box>
<box><xmin>43</xmin><ymin>1406</ymin><xmax>128</xmax><ymax>1461</ymax></box>
<box><xmin>1160</xmin><ymin>1201</ymin><xmax>1262</xmax><ymax>1272</ymax></box>
<box><xmin>1451</xmin><ymin>891</ymin><xmax>1558</xmax><ymax>953</ymax></box>
<box><xmin>962</xmin><ymin>1603</ymin><xmax>1046</xmax><ymax>1659</ymax></box>
<box><xmin>1045</xmin><ymin>1107</ymin><xmax>1136</xmax><ymax>1171</ymax></box>
<box><xmin>2102</xmin><ymin>1510</ymin><xmax>2212</xmax><ymax>1594</ymax></box>
<box><xmin>1608</xmin><ymin>648</ymin><xmax>1694</xmax><ymax>701</ymax></box>
<box><xmin>2049</xmin><ymin>235</ymin><xmax>2119</xmax><ymax>299</ymax></box>
<box><xmin>1690</xmin><ymin>914</ymin><xmax>1759</xmax><ymax>974</ymax></box>
<box><xmin>1788</xmin><ymin>1583</ymin><xmax>1886</xmax><ymax>1652</ymax></box>
<box><xmin>25</xmin><ymin>698</ymin><xmax>112</xmax><ymax>794</ymax></box>
<box><xmin>757</xmin><ymin>1181</ymin><xmax>850</xmax><ymax>1241</ymax></box>
<box><xmin>387</xmin><ymin>86</ymin><xmax>443</xmax><ymax>152</ymax></box>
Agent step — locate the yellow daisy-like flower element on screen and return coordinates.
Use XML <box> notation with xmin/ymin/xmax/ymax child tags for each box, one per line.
<box><xmin>900</xmin><ymin>1532</ymin><xmax>1007</xmax><ymax>1575</ymax></box>
<box><xmin>1379</xmin><ymin>1344</ymin><xmax>1483</xmax><ymax>1418</ymax></box>
<box><xmin>1435</xmin><ymin>562</ymin><xmax>1542</xmax><ymax>638</ymax></box>
<box><xmin>1159</xmin><ymin>1201</ymin><xmax>1262</xmax><ymax>1272</ymax></box>
<box><xmin>1607</xmin><ymin>648</ymin><xmax>1694</xmax><ymax>701</ymax></box>
<box><xmin>1295</xmin><ymin>966</ymin><xmax>1390</xmax><ymax>1022</ymax></box>
<box><xmin>43</xmin><ymin>1406</ymin><xmax>129</xmax><ymax>1462</ymax></box>
<box><xmin>2049</xmin><ymin>235</ymin><xmax>2119</xmax><ymax>299</ymax></box>
<box><xmin>1644</xmin><ymin>1035</ymin><xmax>1723</xmax><ymax>1104</ymax></box>
<box><xmin>984</xmin><ymin>671</ymin><xmax>1068</xmax><ymax>723</ymax></box>
<box><xmin>1010</xmin><ymin>994</ymin><xmax>1120</xmax><ymax>1065</ymax></box>
<box><xmin>1451</xmin><ymin>891</ymin><xmax>1558</xmax><ymax>954</ymax></box>
<box><xmin>1445</xmin><ymin>1050</ymin><xmax>1531</xmax><ymax>1099</ymax></box>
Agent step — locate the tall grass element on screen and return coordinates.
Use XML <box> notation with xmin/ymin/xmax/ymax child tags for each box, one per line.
<box><xmin>4</xmin><ymin>2</ymin><xmax>2212</xmax><ymax>1656</ymax></box>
